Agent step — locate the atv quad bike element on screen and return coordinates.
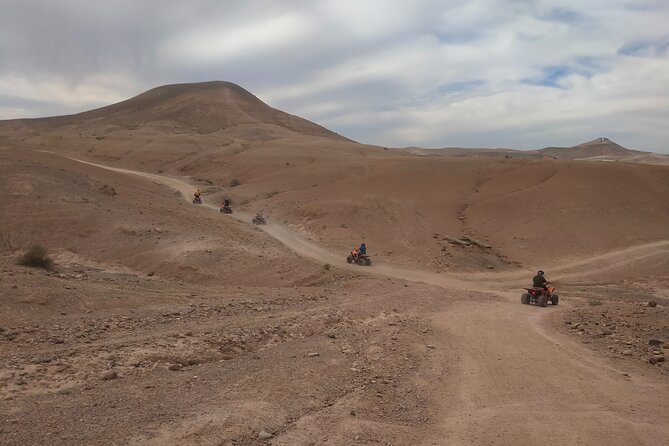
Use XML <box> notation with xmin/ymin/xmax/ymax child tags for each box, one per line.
<box><xmin>347</xmin><ymin>252</ymin><xmax>372</xmax><ymax>266</ymax></box>
<box><xmin>192</xmin><ymin>196</ymin><xmax>202</xmax><ymax>204</ymax></box>
<box><xmin>220</xmin><ymin>205</ymin><xmax>232</xmax><ymax>214</ymax></box>
<box><xmin>252</xmin><ymin>214</ymin><xmax>266</xmax><ymax>225</ymax></box>
<box><xmin>521</xmin><ymin>286</ymin><xmax>559</xmax><ymax>307</ymax></box>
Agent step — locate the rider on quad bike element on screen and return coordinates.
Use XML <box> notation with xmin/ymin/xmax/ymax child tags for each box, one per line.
<box><xmin>252</xmin><ymin>209</ymin><xmax>267</xmax><ymax>225</ymax></box>
<box><xmin>220</xmin><ymin>198</ymin><xmax>232</xmax><ymax>214</ymax></box>
<box><xmin>522</xmin><ymin>270</ymin><xmax>558</xmax><ymax>306</ymax></box>
<box><xmin>193</xmin><ymin>190</ymin><xmax>202</xmax><ymax>204</ymax></box>
<box><xmin>347</xmin><ymin>243</ymin><xmax>371</xmax><ymax>266</ymax></box>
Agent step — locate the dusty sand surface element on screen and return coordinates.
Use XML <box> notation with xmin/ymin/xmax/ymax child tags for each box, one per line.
<box><xmin>1</xmin><ymin>82</ymin><xmax>668</xmax><ymax>445</ymax></box>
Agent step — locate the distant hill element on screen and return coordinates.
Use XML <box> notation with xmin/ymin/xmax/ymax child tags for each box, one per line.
<box><xmin>393</xmin><ymin>137</ymin><xmax>665</xmax><ymax>164</ymax></box>
<box><xmin>539</xmin><ymin>138</ymin><xmax>645</xmax><ymax>160</ymax></box>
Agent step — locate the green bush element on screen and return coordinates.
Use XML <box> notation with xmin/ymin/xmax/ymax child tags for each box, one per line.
<box><xmin>17</xmin><ymin>245</ymin><xmax>54</xmax><ymax>270</ymax></box>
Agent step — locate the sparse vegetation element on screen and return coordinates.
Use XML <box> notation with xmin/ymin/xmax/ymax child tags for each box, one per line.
<box><xmin>323</xmin><ymin>263</ymin><xmax>331</xmax><ymax>270</ymax></box>
<box><xmin>99</xmin><ymin>184</ymin><xmax>117</xmax><ymax>197</ymax></box>
<box><xmin>230</xmin><ymin>178</ymin><xmax>241</xmax><ymax>187</ymax></box>
<box><xmin>588</xmin><ymin>299</ymin><xmax>603</xmax><ymax>306</ymax></box>
<box><xmin>17</xmin><ymin>245</ymin><xmax>54</xmax><ymax>270</ymax></box>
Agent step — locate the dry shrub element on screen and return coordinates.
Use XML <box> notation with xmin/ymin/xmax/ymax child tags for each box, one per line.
<box><xmin>17</xmin><ymin>245</ymin><xmax>54</xmax><ymax>270</ymax></box>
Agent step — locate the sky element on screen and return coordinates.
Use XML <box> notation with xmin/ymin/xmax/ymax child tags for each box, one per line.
<box><xmin>1</xmin><ymin>0</ymin><xmax>668</xmax><ymax>152</ymax></box>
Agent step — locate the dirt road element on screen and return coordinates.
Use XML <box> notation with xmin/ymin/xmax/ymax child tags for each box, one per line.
<box><xmin>42</xmin><ymin>153</ymin><xmax>669</xmax><ymax>445</ymax></box>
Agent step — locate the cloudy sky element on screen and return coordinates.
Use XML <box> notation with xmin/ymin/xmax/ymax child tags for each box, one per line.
<box><xmin>1</xmin><ymin>0</ymin><xmax>668</xmax><ymax>152</ymax></box>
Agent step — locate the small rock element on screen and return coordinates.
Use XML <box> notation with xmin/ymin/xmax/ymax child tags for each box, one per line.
<box><xmin>168</xmin><ymin>364</ymin><xmax>183</xmax><ymax>371</ymax></box>
<box><xmin>647</xmin><ymin>301</ymin><xmax>657</xmax><ymax>307</ymax></box>
<box><xmin>258</xmin><ymin>430</ymin><xmax>273</xmax><ymax>440</ymax></box>
<box><xmin>101</xmin><ymin>370</ymin><xmax>118</xmax><ymax>380</ymax></box>
<box><xmin>53</xmin><ymin>365</ymin><xmax>67</xmax><ymax>373</ymax></box>
<box><xmin>602</xmin><ymin>329</ymin><xmax>613</xmax><ymax>336</ymax></box>
<box><xmin>50</xmin><ymin>338</ymin><xmax>65</xmax><ymax>344</ymax></box>
<box><xmin>307</xmin><ymin>352</ymin><xmax>320</xmax><ymax>357</ymax></box>
<box><xmin>622</xmin><ymin>349</ymin><xmax>633</xmax><ymax>356</ymax></box>
<box><xmin>655</xmin><ymin>355</ymin><xmax>665</xmax><ymax>363</ymax></box>
<box><xmin>147</xmin><ymin>271</ymin><xmax>155</xmax><ymax>277</ymax></box>
<box><xmin>487</xmin><ymin>265</ymin><xmax>494</xmax><ymax>269</ymax></box>
<box><xmin>648</xmin><ymin>339</ymin><xmax>663</xmax><ymax>347</ymax></box>
<box><xmin>649</xmin><ymin>356</ymin><xmax>658</xmax><ymax>365</ymax></box>
<box><xmin>426</xmin><ymin>344</ymin><xmax>435</xmax><ymax>349</ymax></box>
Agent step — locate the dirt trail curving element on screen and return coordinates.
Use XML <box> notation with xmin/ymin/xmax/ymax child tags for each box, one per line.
<box><xmin>52</xmin><ymin>153</ymin><xmax>669</xmax><ymax>445</ymax></box>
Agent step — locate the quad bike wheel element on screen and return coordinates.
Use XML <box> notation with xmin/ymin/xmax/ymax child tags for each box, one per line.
<box><xmin>364</xmin><ymin>258</ymin><xmax>372</xmax><ymax>266</ymax></box>
<box><xmin>346</xmin><ymin>256</ymin><xmax>353</xmax><ymax>264</ymax></box>
<box><xmin>550</xmin><ymin>294</ymin><xmax>559</xmax><ymax>305</ymax></box>
<box><xmin>521</xmin><ymin>293</ymin><xmax>530</xmax><ymax>305</ymax></box>
<box><xmin>537</xmin><ymin>294</ymin><xmax>547</xmax><ymax>307</ymax></box>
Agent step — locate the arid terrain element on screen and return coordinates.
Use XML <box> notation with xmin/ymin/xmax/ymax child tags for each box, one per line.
<box><xmin>1</xmin><ymin>82</ymin><xmax>668</xmax><ymax>445</ymax></box>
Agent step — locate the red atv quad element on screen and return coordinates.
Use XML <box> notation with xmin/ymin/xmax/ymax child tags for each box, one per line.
<box><xmin>521</xmin><ymin>286</ymin><xmax>559</xmax><ymax>307</ymax></box>
<box><xmin>346</xmin><ymin>251</ymin><xmax>372</xmax><ymax>266</ymax></box>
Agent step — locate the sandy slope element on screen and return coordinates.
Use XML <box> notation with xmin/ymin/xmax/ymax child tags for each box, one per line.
<box><xmin>59</xmin><ymin>153</ymin><xmax>669</xmax><ymax>290</ymax></box>
<box><xmin>33</xmin><ymin>154</ymin><xmax>666</xmax><ymax>446</ymax></box>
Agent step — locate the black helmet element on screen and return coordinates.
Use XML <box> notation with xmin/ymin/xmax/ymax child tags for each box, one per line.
<box><xmin>538</xmin><ymin>270</ymin><xmax>544</xmax><ymax>276</ymax></box>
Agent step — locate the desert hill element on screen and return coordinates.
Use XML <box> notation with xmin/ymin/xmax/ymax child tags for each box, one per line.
<box><xmin>0</xmin><ymin>81</ymin><xmax>347</xmax><ymax>140</ymax></box>
<box><xmin>539</xmin><ymin>137</ymin><xmax>645</xmax><ymax>160</ymax></box>
<box><xmin>1</xmin><ymin>82</ymin><xmax>668</xmax><ymax>273</ymax></box>
<box><xmin>0</xmin><ymin>81</ymin><xmax>376</xmax><ymax>173</ymax></box>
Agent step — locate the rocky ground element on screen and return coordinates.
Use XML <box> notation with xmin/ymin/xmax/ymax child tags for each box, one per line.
<box><xmin>0</xmin><ymin>255</ymin><xmax>468</xmax><ymax>445</ymax></box>
<box><xmin>554</xmin><ymin>283</ymin><xmax>669</xmax><ymax>375</ymax></box>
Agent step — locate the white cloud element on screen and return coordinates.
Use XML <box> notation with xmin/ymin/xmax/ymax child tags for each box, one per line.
<box><xmin>160</xmin><ymin>12</ymin><xmax>314</xmax><ymax>64</ymax></box>
<box><xmin>0</xmin><ymin>73</ymin><xmax>138</xmax><ymax>114</ymax></box>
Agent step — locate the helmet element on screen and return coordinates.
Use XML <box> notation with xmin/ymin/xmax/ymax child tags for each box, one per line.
<box><xmin>537</xmin><ymin>270</ymin><xmax>544</xmax><ymax>276</ymax></box>
<box><xmin>361</xmin><ymin>242</ymin><xmax>366</xmax><ymax>246</ymax></box>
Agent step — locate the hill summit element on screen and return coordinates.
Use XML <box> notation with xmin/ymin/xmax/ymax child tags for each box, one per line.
<box><xmin>3</xmin><ymin>81</ymin><xmax>346</xmax><ymax>140</ymax></box>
